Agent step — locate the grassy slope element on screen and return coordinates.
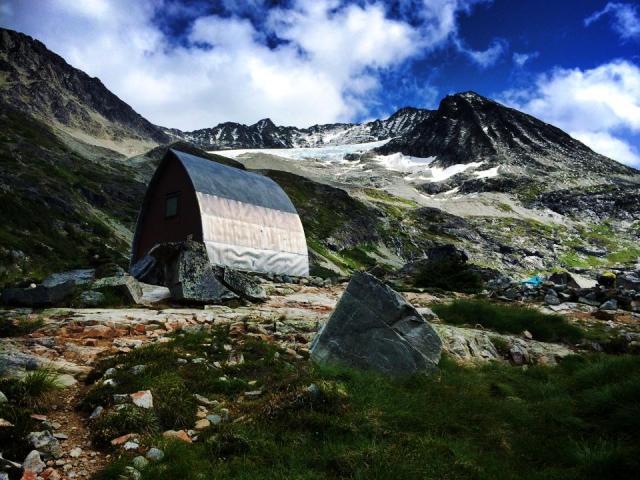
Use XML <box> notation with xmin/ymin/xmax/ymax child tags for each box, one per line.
<box><xmin>0</xmin><ymin>105</ymin><xmax>146</xmax><ymax>287</ymax></box>
<box><xmin>89</xmin><ymin>329</ymin><xmax>640</xmax><ymax>480</ymax></box>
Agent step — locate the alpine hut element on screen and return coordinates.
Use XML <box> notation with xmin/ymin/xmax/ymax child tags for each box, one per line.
<box><xmin>131</xmin><ymin>149</ymin><xmax>309</xmax><ymax>277</ymax></box>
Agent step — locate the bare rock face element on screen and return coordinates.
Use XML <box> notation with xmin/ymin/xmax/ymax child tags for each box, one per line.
<box><xmin>310</xmin><ymin>272</ymin><xmax>442</xmax><ymax>375</ymax></box>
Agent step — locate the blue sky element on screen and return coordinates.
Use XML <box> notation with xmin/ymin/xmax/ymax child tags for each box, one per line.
<box><xmin>1</xmin><ymin>0</ymin><xmax>639</xmax><ymax>165</ymax></box>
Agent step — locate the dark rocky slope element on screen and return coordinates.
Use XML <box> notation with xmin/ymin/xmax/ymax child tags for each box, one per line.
<box><xmin>0</xmin><ymin>28</ymin><xmax>170</xmax><ymax>153</ymax></box>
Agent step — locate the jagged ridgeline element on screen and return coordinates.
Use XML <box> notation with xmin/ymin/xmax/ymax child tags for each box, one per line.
<box><xmin>1</xmin><ymin>26</ymin><xmax>639</xmax><ymax>288</ymax></box>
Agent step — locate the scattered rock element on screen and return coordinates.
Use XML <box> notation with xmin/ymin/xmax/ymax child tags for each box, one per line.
<box><xmin>0</xmin><ymin>391</ymin><xmax>7</xmax><ymax>403</ymax></box>
<box><xmin>110</xmin><ymin>433</ymin><xmax>135</xmax><ymax>446</ymax></box>
<box><xmin>216</xmin><ymin>267</ymin><xmax>267</xmax><ymax>303</ymax></box>
<box><xmin>548</xmin><ymin>271</ymin><xmax>580</xmax><ymax>288</ymax></box>
<box><xmin>194</xmin><ymin>419</ymin><xmax>210</xmax><ymax>430</ymax></box>
<box><xmin>194</xmin><ymin>394</ymin><xmax>215</xmax><ymax>407</ymax></box>
<box><xmin>544</xmin><ymin>290</ymin><xmax>560</xmax><ymax>306</ymax></box>
<box><xmin>68</xmin><ymin>448</ymin><xmax>82</xmax><ymax>458</ymax></box>
<box><xmin>599</xmin><ymin>299</ymin><xmax>618</xmax><ymax>311</ymax></box>
<box><xmin>145</xmin><ymin>448</ymin><xmax>164</xmax><ymax>461</ymax></box>
<box><xmin>89</xmin><ymin>406</ymin><xmax>103</xmax><ymax>420</ymax></box>
<box><xmin>1</xmin><ymin>281</ymin><xmax>75</xmax><ymax>307</ymax></box>
<box><xmin>23</xmin><ymin>450</ymin><xmax>45</xmax><ymax>473</ymax></box>
<box><xmin>162</xmin><ymin>430</ymin><xmax>191</xmax><ymax>443</ymax></box>
<box><xmin>26</xmin><ymin>431</ymin><xmax>62</xmax><ymax>458</ymax></box>
<box><xmin>92</xmin><ymin>275</ymin><xmax>143</xmax><ymax>305</ymax></box>
<box><xmin>311</xmin><ymin>272</ymin><xmax>442</xmax><ymax>375</ymax></box>
<box><xmin>123</xmin><ymin>441</ymin><xmax>140</xmax><ymax>451</ymax></box>
<box><xmin>130</xmin><ymin>390</ymin><xmax>153</xmax><ymax>409</ymax></box>
<box><xmin>206</xmin><ymin>414</ymin><xmax>222</xmax><ymax>425</ymax></box>
<box><xmin>131</xmin><ymin>456</ymin><xmax>149</xmax><ymax>470</ymax></box>
<box><xmin>78</xmin><ymin>290</ymin><xmax>105</xmax><ymax>307</ymax></box>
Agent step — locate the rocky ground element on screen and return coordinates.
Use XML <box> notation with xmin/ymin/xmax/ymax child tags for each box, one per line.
<box><xmin>2</xmin><ymin>274</ymin><xmax>639</xmax><ymax>479</ymax></box>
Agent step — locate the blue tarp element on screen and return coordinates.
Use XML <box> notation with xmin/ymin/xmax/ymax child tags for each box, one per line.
<box><xmin>521</xmin><ymin>275</ymin><xmax>543</xmax><ymax>286</ymax></box>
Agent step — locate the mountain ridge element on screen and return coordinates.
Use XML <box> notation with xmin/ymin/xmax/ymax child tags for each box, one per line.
<box><xmin>0</xmin><ymin>28</ymin><xmax>170</xmax><ymax>155</ymax></box>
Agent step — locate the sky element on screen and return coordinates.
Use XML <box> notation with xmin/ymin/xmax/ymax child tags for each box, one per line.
<box><xmin>1</xmin><ymin>0</ymin><xmax>639</xmax><ymax>166</ymax></box>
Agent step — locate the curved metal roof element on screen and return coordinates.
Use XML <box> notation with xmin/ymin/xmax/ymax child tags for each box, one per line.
<box><xmin>170</xmin><ymin>149</ymin><xmax>298</xmax><ymax>214</ymax></box>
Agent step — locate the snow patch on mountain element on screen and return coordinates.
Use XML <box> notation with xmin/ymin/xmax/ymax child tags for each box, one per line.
<box><xmin>403</xmin><ymin>162</ymin><xmax>485</xmax><ymax>182</ymax></box>
<box><xmin>211</xmin><ymin>140</ymin><xmax>390</xmax><ymax>163</ymax></box>
<box><xmin>474</xmin><ymin>166</ymin><xmax>500</xmax><ymax>178</ymax></box>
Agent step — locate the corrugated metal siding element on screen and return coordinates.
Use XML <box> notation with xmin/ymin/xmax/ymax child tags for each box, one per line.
<box><xmin>172</xmin><ymin>150</ymin><xmax>298</xmax><ymax>213</ymax></box>
<box><xmin>171</xmin><ymin>149</ymin><xmax>309</xmax><ymax>277</ymax></box>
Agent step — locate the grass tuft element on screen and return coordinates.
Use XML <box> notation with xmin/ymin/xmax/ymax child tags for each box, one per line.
<box><xmin>433</xmin><ymin>299</ymin><xmax>584</xmax><ymax>343</ymax></box>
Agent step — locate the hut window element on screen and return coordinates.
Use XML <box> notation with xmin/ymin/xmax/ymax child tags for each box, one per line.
<box><xmin>165</xmin><ymin>193</ymin><xmax>179</xmax><ymax>218</ymax></box>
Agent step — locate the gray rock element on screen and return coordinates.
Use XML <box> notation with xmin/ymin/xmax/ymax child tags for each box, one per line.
<box><xmin>206</xmin><ymin>414</ymin><xmax>222</xmax><ymax>425</ymax></box>
<box><xmin>27</xmin><ymin>431</ymin><xmax>62</xmax><ymax>458</ymax></box>
<box><xmin>42</xmin><ymin>269</ymin><xmax>95</xmax><ymax>288</ymax></box>
<box><xmin>1</xmin><ymin>280</ymin><xmax>75</xmax><ymax>307</ymax></box>
<box><xmin>145</xmin><ymin>448</ymin><xmax>164</xmax><ymax>461</ymax></box>
<box><xmin>548</xmin><ymin>271</ymin><xmax>580</xmax><ymax>289</ymax></box>
<box><xmin>599</xmin><ymin>299</ymin><xmax>618</xmax><ymax>310</ymax></box>
<box><xmin>131</xmin><ymin>241</ymin><xmax>237</xmax><ymax>304</ymax></box>
<box><xmin>544</xmin><ymin>290</ymin><xmax>561</xmax><ymax>306</ymax></box>
<box><xmin>216</xmin><ymin>267</ymin><xmax>266</xmax><ymax>303</ymax></box>
<box><xmin>0</xmin><ymin>391</ymin><xmax>7</xmax><ymax>403</ymax></box>
<box><xmin>310</xmin><ymin>272</ymin><xmax>442</xmax><ymax>375</ymax></box>
<box><xmin>132</xmin><ymin>456</ymin><xmax>149</xmax><ymax>470</ymax></box>
<box><xmin>92</xmin><ymin>275</ymin><xmax>143</xmax><ymax>305</ymax></box>
<box><xmin>79</xmin><ymin>290</ymin><xmax>106</xmax><ymax>307</ymax></box>
<box><xmin>23</xmin><ymin>450</ymin><xmax>45</xmax><ymax>473</ymax></box>
<box><xmin>89</xmin><ymin>406</ymin><xmax>104</xmax><ymax>420</ymax></box>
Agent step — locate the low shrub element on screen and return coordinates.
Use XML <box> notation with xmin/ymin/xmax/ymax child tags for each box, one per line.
<box><xmin>91</xmin><ymin>405</ymin><xmax>159</xmax><ymax>446</ymax></box>
<box><xmin>0</xmin><ymin>369</ymin><xmax>61</xmax><ymax>408</ymax></box>
<box><xmin>413</xmin><ymin>259</ymin><xmax>483</xmax><ymax>293</ymax></box>
<box><xmin>433</xmin><ymin>299</ymin><xmax>584</xmax><ymax>343</ymax></box>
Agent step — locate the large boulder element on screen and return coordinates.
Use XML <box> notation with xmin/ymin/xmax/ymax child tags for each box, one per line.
<box><xmin>215</xmin><ymin>267</ymin><xmax>266</xmax><ymax>303</ymax></box>
<box><xmin>310</xmin><ymin>272</ymin><xmax>442</xmax><ymax>375</ymax></box>
<box><xmin>131</xmin><ymin>241</ymin><xmax>266</xmax><ymax>304</ymax></box>
<box><xmin>1</xmin><ymin>281</ymin><xmax>75</xmax><ymax>307</ymax></box>
<box><xmin>548</xmin><ymin>271</ymin><xmax>580</xmax><ymax>289</ymax></box>
<box><xmin>131</xmin><ymin>241</ymin><xmax>237</xmax><ymax>304</ymax></box>
<box><xmin>92</xmin><ymin>275</ymin><xmax>143</xmax><ymax>305</ymax></box>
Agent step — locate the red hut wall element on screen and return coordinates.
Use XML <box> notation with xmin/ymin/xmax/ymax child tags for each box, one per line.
<box><xmin>133</xmin><ymin>156</ymin><xmax>203</xmax><ymax>261</ymax></box>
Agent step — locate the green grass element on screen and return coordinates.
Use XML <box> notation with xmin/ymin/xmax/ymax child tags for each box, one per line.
<box><xmin>94</xmin><ymin>338</ymin><xmax>640</xmax><ymax>480</ymax></box>
<box><xmin>0</xmin><ymin>369</ymin><xmax>61</xmax><ymax>409</ymax></box>
<box><xmin>433</xmin><ymin>299</ymin><xmax>584</xmax><ymax>343</ymax></box>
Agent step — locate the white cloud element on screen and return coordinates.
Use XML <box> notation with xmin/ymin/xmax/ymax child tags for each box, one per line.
<box><xmin>512</xmin><ymin>51</ymin><xmax>539</xmax><ymax>67</ymax></box>
<box><xmin>502</xmin><ymin>60</ymin><xmax>640</xmax><ymax>167</ymax></box>
<box><xmin>585</xmin><ymin>2</ymin><xmax>640</xmax><ymax>41</ymax></box>
<box><xmin>456</xmin><ymin>38</ymin><xmax>507</xmax><ymax>68</ymax></box>
<box><xmin>1</xmin><ymin>0</ymin><xmax>502</xmax><ymax>130</ymax></box>
<box><xmin>572</xmin><ymin>131</ymin><xmax>640</xmax><ymax>166</ymax></box>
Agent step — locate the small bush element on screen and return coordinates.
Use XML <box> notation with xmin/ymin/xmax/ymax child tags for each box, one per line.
<box><xmin>433</xmin><ymin>299</ymin><xmax>584</xmax><ymax>343</ymax></box>
<box><xmin>0</xmin><ymin>369</ymin><xmax>61</xmax><ymax>408</ymax></box>
<box><xmin>91</xmin><ymin>405</ymin><xmax>159</xmax><ymax>446</ymax></box>
<box><xmin>413</xmin><ymin>259</ymin><xmax>483</xmax><ymax>293</ymax></box>
<box><xmin>152</xmin><ymin>373</ymin><xmax>197</xmax><ymax>430</ymax></box>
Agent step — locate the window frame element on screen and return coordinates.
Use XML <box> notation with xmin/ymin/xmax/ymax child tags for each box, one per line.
<box><xmin>164</xmin><ymin>192</ymin><xmax>180</xmax><ymax>219</ymax></box>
